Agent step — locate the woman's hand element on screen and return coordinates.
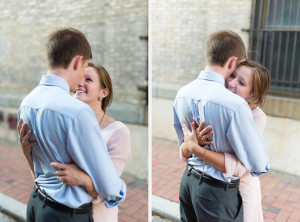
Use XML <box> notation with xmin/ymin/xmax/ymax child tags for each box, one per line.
<box><xmin>17</xmin><ymin>119</ymin><xmax>37</xmax><ymax>156</ymax></box>
<box><xmin>17</xmin><ymin>119</ymin><xmax>37</xmax><ymax>177</ymax></box>
<box><xmin>195</xmin><ymin>120</ymin><xmax>213</xmax><ymax>146</ymax></box>
<box><xmin>50</xmin><ymin>162</ymin><xmax>98</xmax><ymax>199</ymax></box>
<box><xmin>50</xmin><ymin>162</ymin><xmax>86</xmax><ymax>186</ymax></box>
<box><xmin>181</xmin><ymin>120</ymin><xmax>200</xmax><ymax>154</ymax></box>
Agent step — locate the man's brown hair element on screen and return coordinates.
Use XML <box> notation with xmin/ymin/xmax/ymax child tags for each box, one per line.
<box><xmin>206</xmin><ymin>30</ymin><xmax>246</xmax><ymax>67</ymax></box>
<box><xmin>46</xmin><ymin>28</ymin><xmax>92</xmax><ymax>69</ymax></box>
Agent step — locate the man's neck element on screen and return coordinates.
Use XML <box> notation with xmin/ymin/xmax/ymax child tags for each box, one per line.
<box><xmin>47</xmin><ymin>68</ymin><xmax>71</xmax><ymax>86</ymax></box>
<box><xmin>204</xmin><ymin>65</ymin><xmax>228</xmax><ymax>80</ymax></box>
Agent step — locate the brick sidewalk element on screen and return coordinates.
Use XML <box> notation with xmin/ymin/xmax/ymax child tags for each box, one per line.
<box><xmin>152</xmin><ymin>138</ymin><xmax>300</xmax><ymax>222</ymax></box>
<box><xmin>0</xmin><ymin>142</ymin><xmax>148</xmax><ymax>222</ymax></box>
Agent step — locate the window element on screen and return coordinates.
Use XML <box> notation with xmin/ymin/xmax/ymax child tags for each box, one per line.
<box><xmin>250</xmin><ymin>0</ymin><xmax>300</xmax><ymax>97</ymax></box>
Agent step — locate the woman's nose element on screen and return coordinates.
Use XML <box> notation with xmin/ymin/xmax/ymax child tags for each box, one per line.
<box><xmin>78</xmin><ymin>78</ymin><xmax>84</xmax><ymax>86</ymax></box>
<box><xmin>228</xmin><ymin>79</ymin><xmax>236</xmax><ymax>89</ymax></box>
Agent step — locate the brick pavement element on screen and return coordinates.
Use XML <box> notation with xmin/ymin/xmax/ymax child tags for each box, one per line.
<box><xmin>152</xmin><ymin>138</ymin><xmax>300</xmax><ymax>222</ymax></box>
<box><xmin>0</xmin><ymin>142</ymin><xmax>148</xmax><ymax>222</ymax></box>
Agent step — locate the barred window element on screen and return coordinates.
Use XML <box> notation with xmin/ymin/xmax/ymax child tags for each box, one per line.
<box><xmin>249</xmin><ymin>0</ymin><xmax>300</xmax><ymax>97</ymax></box>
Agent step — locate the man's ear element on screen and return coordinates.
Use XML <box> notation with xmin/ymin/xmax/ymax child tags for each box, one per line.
<box><xmin>73</xmin><ymin>56</ymin><xmax>83</xmax><ymax>70</ymax></box>
<box><xmin>228</xmin><ymin>56</ymin><xmax>238</xmax><ymax>70</ymax></box>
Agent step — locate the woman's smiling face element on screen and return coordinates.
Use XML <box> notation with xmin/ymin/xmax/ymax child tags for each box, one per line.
<box><xmin>73</xmin><ymin>67</ymin><xmax>101</xmax><ymax>105</ymax></box>
<box><xmin>226</xmin><ymin>65</ymin><xmax>254</xmax><ymax>102</ymax></box>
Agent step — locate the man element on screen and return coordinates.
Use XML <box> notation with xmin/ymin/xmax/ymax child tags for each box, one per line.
<box><xmin>18</xmin><ymin>28</ymin><xmax>126</xmax><ymax>222</ymax></box>
<box><xmin>173</xmin><ymin>30</ymin><xmax>269</xmax><ymax>221</ymax></box>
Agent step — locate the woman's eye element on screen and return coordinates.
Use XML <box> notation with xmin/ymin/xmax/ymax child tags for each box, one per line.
<box><xmin>239</xmin><ymin>81</ymin><xmax>245</xmax><ymax>86</ymax></box>
<box><xmin>86</xmin><ymin>78</ymin><xmax>92</xmax><ymax>81</ymax></box>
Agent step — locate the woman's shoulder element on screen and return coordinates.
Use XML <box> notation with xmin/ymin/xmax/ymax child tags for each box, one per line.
<box><xmin>251</xmin><ymin>107</ymin><xmax>267</xmax><ymax>133</ymax></box>
<box><xmin>252</xmin><ymin>106</ymin><xmax>267</xmax><ymax>119</ymax></box>
<box><xmin>105</xmin><ymin>121</ymin><xmax>130</xmax><ymax>134</ymax></box>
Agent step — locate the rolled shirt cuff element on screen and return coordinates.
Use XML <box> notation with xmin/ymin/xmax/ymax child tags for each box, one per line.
<box><xmin>250</xmin><ymin>163</ymin><xmax>270</xmax><ymax>177</ymax></box>
<box><xmin>104</xmin><ymin>179</ymin><xmax>126</xmax><ymax>208</ymax></box>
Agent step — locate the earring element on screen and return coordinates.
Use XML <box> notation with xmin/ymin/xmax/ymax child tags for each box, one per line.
<box><xmin>97</xmin><ymin>96</ymin><xmax>102</xmax><ymax>101</ymax></box>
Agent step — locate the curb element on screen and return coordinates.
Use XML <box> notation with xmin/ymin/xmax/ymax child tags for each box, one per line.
<box><xmin>0</xmin><ymin>193</ymin><xmax>26</xmax><ymax>222</ymax></box>
<box><xmin>152</xmin><ymin>195</ymin><xmax>180</xmax><ymax>221</ymax></box>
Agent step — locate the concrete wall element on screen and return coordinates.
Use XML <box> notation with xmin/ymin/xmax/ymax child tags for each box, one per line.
<box><xmin>125</xmin><ymin>124</ymin><xmax>148</xmax><ymax>180</ymax></box>
<box><xmin>263</xmin><ymin>115</ymin><xmax>300</xmax><ymax>177</ymax></box>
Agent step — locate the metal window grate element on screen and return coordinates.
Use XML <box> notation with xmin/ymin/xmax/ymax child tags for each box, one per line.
<box><xmin>249</xmin><ymin>0</ymin><xmax>300</xmax><ymax>97</ymax></box>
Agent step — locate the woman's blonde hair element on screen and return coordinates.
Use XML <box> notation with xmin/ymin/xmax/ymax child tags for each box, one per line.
<box><xmin>238</xmin><ymin>59</ymin><xmax>270</xmax><ymax>107</ymax></box>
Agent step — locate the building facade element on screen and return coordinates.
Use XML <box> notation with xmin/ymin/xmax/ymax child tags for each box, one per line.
<box><xmin>0</xmin><ymin>0</ymin><xmax>148</xmax><ymax>180</ymax></box>
<box><xmin>152</xmin><ymin>0</ymin><xmax>300</xmax><ymax>177</ymax></box>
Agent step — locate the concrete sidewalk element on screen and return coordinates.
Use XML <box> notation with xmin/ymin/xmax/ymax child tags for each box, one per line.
<box><xmin>0</xmin><ymin>142</ymin><xmax>148</xmax><ymax>222</ymax></box>
<box><xmin>152</xmin><ymin>138</ymin><xmax>300</xmax><ymax>222</ymax></box>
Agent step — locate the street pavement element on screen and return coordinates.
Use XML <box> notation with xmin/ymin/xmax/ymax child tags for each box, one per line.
<box><xmin>0</xmin><ymin>212</ymin><xmax>16</xmax><ymax>222</ymax></box>
<box><xmin>152</xmin><ymin>138</ymin><xmax>300</xmax><ymax>222</ymax></box>
<box><xmin>2</xmin><ymin>138</ymin><xmax>300</xmax><ymax>222</ymax></box>
<box><xmin>0</xmin><ymin>142</ymin><xmax>148</xmax><ymax>222</ymax></box>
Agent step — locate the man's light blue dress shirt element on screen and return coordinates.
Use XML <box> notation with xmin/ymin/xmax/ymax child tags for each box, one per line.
<box><xmin>173</xmin><ymin>71</ymin><xmax>270</xmax><ymax>182</ymax></box>
<box><xmin>18</xmin><ymin>75</ymin><xmax>126</xmax><ymax>208</ymax></box>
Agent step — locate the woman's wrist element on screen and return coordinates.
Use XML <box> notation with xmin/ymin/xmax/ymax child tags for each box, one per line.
<box><xmin>22</xmin><ymin>147</ymin><xmax>31</xmax><ymax>156</ymax></box>
<box><xmin>191</xmin><ymin>144</ymin><xmax>205</xmax><ymax>158</ymax></box>
<box><xmin>23</xmin><ymin>151</ymin><xmax>32</xmax><ymax>161</ymax></box>
<box><xmin>82</xmin><ymin>174</ymin><xmax>96</xmax><ymax>196</ymax></box>
<box><xmin>81</xmin><ymin>173</ymin><xmax>91</xmax><ymax>188</ymax></box>
<box><xmin>84</xmin><ymin>176</ymin><xmax>97</xmax><ymax>199</ymax></box>
<box><xmin>190</xmin><ymin>142</ymin><xmax>201</xmax><ymax>154</ymax></box>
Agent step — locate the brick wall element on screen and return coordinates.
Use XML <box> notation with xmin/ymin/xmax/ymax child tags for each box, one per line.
<box><xmin>0</xmin><ymin>0</ymin><xmax>148</xmax><ymax>129</ymax></box>
<box><xmin>152</xmin><ymin>0</ymin><xmax>252</xmax><ymax>88</ymax></box>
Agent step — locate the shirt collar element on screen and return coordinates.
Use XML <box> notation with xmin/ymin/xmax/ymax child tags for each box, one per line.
<box><xmin>197</xmin><ymin>71</ymin><xmax>225</xmax><ymax>86</ymax></box>
<box><xmin>39</xmin><ymin>75</ymin><xmax>70</xmax><ymax>92</ymax></box>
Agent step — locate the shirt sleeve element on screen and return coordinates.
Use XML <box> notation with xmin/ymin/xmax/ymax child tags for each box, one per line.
<box><xmin>106</xmin><ymin>124</ymin><xmax>131</xmax><ymax>176</ymax></box>
<box><xmin>173</xmin><ymin>104</ymin><xmax>184</xmax><ymax>146</ymax></box>
<box><xmin>223</xmin><ymin>108</ymin><xmax>268</xmax><ymax>178</ymax></box>
<box><xmin>223</xmin><ymin>153</ymin><xmax>247</xmax><ymax>178</ymax></box>
<box><xmin>66</xmin><ymin>108</ymin><xmax>126</xmax><ymax>208</ymax></box>
<box><xmin>226</xmin><ymin>103</ymin><xmax>269</xmax><ymax>176</ymax></box>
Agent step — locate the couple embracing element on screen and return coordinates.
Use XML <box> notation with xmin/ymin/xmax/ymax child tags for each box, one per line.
<box><xmin>173</xmin><ymin>30</ymin><xmax>270</xmax><ymax>222</ymax></box>
<box><xmin>18</xmin><ymin>28</ymin><xmax>131</xmax><ymax>222</ymax></box>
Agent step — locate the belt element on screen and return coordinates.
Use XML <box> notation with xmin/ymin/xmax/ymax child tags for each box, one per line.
<box><xmin>186</xmin><ymin>165</ymin><xmax>239</xmax><ymax>189</ymax></box>
<box><xmin>34</xmin><ymin>186</ymin><xmax>92</xmax><ymax>214</ymax></box>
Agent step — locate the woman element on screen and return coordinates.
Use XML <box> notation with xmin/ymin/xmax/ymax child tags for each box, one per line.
<box><xmin>181</xmin><ymin>59</ymin><xmax>270</xmax><ymax>222</ymax></box>
<box><xmin>18</xmin><ymin>63</ymin><xmax>131</xmax><ymax>222</ymax></box>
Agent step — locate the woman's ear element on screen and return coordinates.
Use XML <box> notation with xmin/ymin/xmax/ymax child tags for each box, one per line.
<box><xmin>99</xmin><ymin>88</ymin><xmax>109</xmax><ymax>99</ymax></box>
<box><xmin>247</xmin><ymin>92</ymin><xmax>256</xmax><ymax>103</ymax></box>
